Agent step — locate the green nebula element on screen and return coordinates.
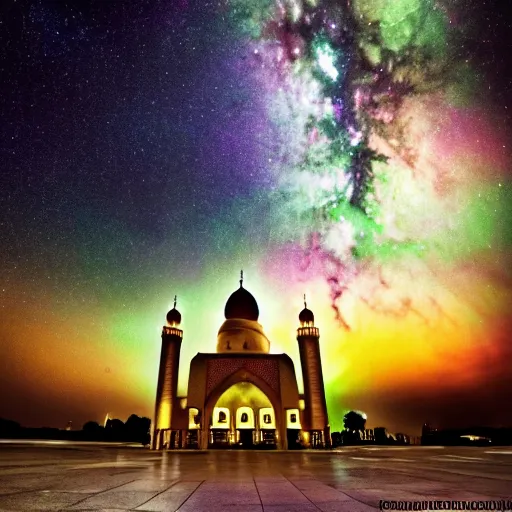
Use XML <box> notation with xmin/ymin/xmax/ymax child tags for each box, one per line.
<box><xmin>354</xmin><ymin>0</ymin><xmax>448</xmax><ymax>55</ymax></box>
<box><xmin>432</xmin><ymin>183</ymin><xmax>512</xmax><ymax>263</ymax></box>
<box><xmin>222</xmin><ymin>0</ymin><xmax>510</xmax><ymax>314</ymax></box>
<box><xmin>226</xmin><ymin>0</ymin><xmax>275</xmax><ymax>38</ymax></box>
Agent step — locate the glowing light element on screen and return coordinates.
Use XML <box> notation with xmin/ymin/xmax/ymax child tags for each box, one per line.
<box><xmin>314</xmin><ymin>42</ymin><xmax>339</xmax><ymax>82</ymax></box>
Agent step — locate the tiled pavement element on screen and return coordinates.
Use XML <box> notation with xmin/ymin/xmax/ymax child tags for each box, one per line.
<box><xmin>0</xmin><ymin>444</ymin><xmax>511</xmax><ymax>511</ymax></box>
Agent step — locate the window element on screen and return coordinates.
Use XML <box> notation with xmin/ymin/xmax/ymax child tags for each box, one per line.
<box><xmin>241</xmin><ymin>412</ymin><xmax>248</xmax><ymax>423</ymax></box>
<box><xmin>219</xmin><ymin>411</ymin><xmax>227</xmax><ymax>423</ymax></box>
<box><xmin>263</xmin><ymin>414</ymin><xmax>271</xmax><ymax>424</ymax></box>
<box><xmin>226</xmin><ymin>341</ymin><xmax>231</xmax><ymax>350</ymax></box>
<box><xmin>290</xmin><ymin>414</ymin><xmax>297</xmax><ymax>423</ymax></box>
<box><xmin>243</xmin><ymin>341</ymin><xmax>248</xmax><ymax>349</ymax></box>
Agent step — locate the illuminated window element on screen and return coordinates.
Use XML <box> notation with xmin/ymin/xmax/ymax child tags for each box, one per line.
<box><xmin>263</xmin><ymin>414</ymin><xmax>271</xmax><ymax>424</ymax></box>
<box><xmin>241</xmin><ymin>413</ymin><xmax>248</xmax><ymax>423</ymax></box>
<box><xmin>290</xmin><ymin>414</ymin><xmax>297</xmax><ymax>423</ymax></box>
<box><xmin>219</xmin><ymin>411</ymin><xmax>227</xmax><ymax>423</ymax></box>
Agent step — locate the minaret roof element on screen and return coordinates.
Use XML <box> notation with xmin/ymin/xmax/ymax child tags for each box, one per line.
<box><xmin>299</xmin><ymin>294</ymin><xmax>314</xmax><ymax>324</ymax></box>
<box><xmin>166</xmin><ymin>296</ymin><xmax>181</xmax><ymax>326</ymax></box>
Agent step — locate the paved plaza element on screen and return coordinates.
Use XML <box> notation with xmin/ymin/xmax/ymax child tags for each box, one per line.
<box><xmin>0</xmin><ymin>442</ymin><xmax>511</xmax><ymax>511</ymax></box>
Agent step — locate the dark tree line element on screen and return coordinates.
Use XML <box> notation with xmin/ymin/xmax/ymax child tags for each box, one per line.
<box><xmin>83</xmin><ymin>414</ymin><xmax>151</xmax><ymax>444</ymax></box>
<box><xmin>0</xmin><ymin>414</ymin><xmax>151</xmax><ymax>445</ymax></box>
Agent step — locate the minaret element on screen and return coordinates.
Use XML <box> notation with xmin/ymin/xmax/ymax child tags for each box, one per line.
<box><xmin>297</xmin><ymin>295</ymin><xmax>329</xmax><ymax>447</ymax></box>
<box><xmin>152</xmin><ymin>296</ymin><xmax>183</xmax><ymax>450</ymax></box>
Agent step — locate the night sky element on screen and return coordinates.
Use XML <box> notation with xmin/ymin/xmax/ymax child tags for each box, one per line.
<box><xmin>1</xmin><ymin>0</ymin><xmax>511</xmax><ymax>435</ymax></box>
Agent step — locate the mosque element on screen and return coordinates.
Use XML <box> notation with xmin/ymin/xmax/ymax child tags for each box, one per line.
<box><xmin>151</xmin><ymin>273</ymin><xmax>330</xmax><ymax>450</ymax></box>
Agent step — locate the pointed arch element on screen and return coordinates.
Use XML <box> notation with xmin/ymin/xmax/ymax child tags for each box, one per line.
<box><xmin>203</xmin><ymin>368</ymin><xmax>284</xmax><ymax>447</ymax></box>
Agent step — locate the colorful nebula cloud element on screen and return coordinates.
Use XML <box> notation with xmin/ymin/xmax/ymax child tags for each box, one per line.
<box><xmin>211</xmin><ymin>0</ymin><xmax>512</xmax><ymax>433</ymax></box>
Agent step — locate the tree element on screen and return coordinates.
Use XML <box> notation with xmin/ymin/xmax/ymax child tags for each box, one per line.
<box><xmin>125</xmin><ymin>414</ymin><xmax>151</xmax><ymax>445</ymax></box>
<box><xmin>82</xmin><ymin>421</ymin><xmax>101</xmax><ymax>432</ymax></box>
<box><xmin>82</xmin><ymin>421</ymin><xmax>104</xmax><ymax>441</ymax></box>
<box><xmin>343</xmin><ymin>411</ymin><xmax>367</xmax><ymax>433</ymax></box>
<box><xmin>104</xmin><ymin>418</ymin><xmax>125</xmax><ymax>440</ymax></box>
<box><xmin>0</xmin><ymin>418</ymin><xmax>21</xmax><ymax>438</ymax></box>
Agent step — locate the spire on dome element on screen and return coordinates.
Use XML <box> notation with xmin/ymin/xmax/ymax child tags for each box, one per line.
<box><xmin>166</xmin><ymin>295</ymin><xmax>182</xmax><ymax>327</ymax></box>
<box><xmin>299</xmin><ymin>294</ymin><xmax>314</xmax><ymax>326</ymax></box>
<box><xmin>224</xmin><ymin>271</ymin><xmax>259</xmax><ymax>321</ymax></box>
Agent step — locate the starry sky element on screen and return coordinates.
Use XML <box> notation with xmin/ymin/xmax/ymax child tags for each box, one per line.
<box><xmin>1</xmin><ymin>0</ymin><xmax>511</xmax><ymax>435</ymax></box>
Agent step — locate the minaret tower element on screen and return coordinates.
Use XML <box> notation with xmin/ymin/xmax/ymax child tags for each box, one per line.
<box><xmin>152</xmin><ymin>296</ymin><xmax>183</xmax><ymax>450</ymax></box>
<box><xmin>297</xmin><ymin>295</ymin><xmax>329</xmax><ymax>447</ymax></box>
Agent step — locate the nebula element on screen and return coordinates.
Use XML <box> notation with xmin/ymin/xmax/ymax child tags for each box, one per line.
<box><xmin>221</xmin><ymin>0</ymin><xmax>511</xmax><ymax>432</ymax></box>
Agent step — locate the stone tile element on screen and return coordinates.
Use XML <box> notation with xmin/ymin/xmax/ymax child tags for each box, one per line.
<box><xmin>263</xmin><ymin>506</ymin><xmax>318</xmax><ymax>512</ymax></box>
<box><xmin>71</xmin><ymin>510</ymin><xmax>130</xmax><ymax>512</ymax></box>
<box><xmin>135</xmin><ymin>481</ymin><xmax>202</xmax><ymax>512</ymax></box>
<box><xmin>135</xmin><ymin>492</ymin><xmax>193</xmax><ymax>512</ymax></box>
<box><xmin>179</xmin><ymin>483</ymin><xmax>262</xmax><ymax>510</ymax></box>
<box><xmin>341</xmin><ymin>488</ymin><xmax>423</xmax><ymax>505</ymax></box>
<box><xmin>318</xmin><ymin>501</ymin><xmax>379</xmax><ymax>512</ymax></box>
<box><xmin>443</xmin><ymin>490</ymin><xmax>511</xmax><ymax>500</ymax></box>
<box><xmin>200</xmin><ymin>481</ymin><xmax>257</xmax><ymax>491</ymax></box>
<box><xmin>180</xmin><ymin>506</ymin><xmax>262</xmax><ymax>512</ymax></box>
<box><xmin>289</xmin><ymin>479</ymin><xmax>355</xmax><ymax>502</ymax></box>
<box><xmin>0</xmin><ymin>490</ymin><xmax>92</xmax><ymax>511</ymax></box>
<box><xmin>0</xmin><ymin>476</ymin><xmax>59</xmax><ymax>492</ymax></box>
<box><xmin>114</xmin><ymin>479</ymin><xmax>178</xmax><ymax>492</ymax></box>
<box><xmin>66</xmin><ymin>491</ymin><xmax>156</xmax><ymax>510</ymax></box>
<box><xmin>46</xmin><ymin>475</ymin><xmax>136</xmax><ymax>494</ymax></box>
<box><xmin>202</xmin><ymin>491</ymin><xmax>261</xmax><ymax>505</ymax></box>
<box><xmin>254</xmin><ymin>476</ymin><xmax>289</xmax><ymax>485</ymax></box>
<box><xmin>256</xmin><ymin>481</ymin><xmax>311</xmax><ymax>506</ymax></box>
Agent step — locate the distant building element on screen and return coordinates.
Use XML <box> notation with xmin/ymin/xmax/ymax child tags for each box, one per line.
<box><xmin>374</xmin><ymin>427</ymin><xmax>389</xmax><ymax>444</ymax></box>
<box><xmin>421</xmin><ymin>422</ymin><xmax>437</xmax><ymax>445</ymax></box>
<box><xmin>395</xmin><ymin>433</ymin><xmax>409</xmax><ymax>444</ymax></box>
<box><xmin>331</xmin><ymin>431</ymin><xmax>342</xmax><ymax>447</ymax></box>
<box><xmin>363</xmin><ymin>428</ymin><xmax>374</xmax><ymax>441</ymax></box>
<box><xmin>151</xmin><ymin>275</ymin><xmax>330</xmax><ymax>450</ymax></box>
<box><xmin>422</xmin><ymin>422</ymin><xmax>432</xmax><ymax>437</ymax></box>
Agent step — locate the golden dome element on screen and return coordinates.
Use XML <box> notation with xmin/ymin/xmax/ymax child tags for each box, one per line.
<box><xmin>216</xmin><ymin>318</ymin><xmax>270</xmax><ymax>354</ymax></box>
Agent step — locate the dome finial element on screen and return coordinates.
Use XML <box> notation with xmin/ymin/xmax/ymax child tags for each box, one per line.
<box><xmin>299</xmin><ymin>295</ymin><xmax>314</xmax><ymax>326</ymax></box>
<box><xmin>224</xmin><ymin>274</ymin><xmax>259</xmax><ymax>321</ymax></box>
<box><xmin>166</xmin><ymin>294</ymin><xmax>182</xmax><ymax>327</ymax></box>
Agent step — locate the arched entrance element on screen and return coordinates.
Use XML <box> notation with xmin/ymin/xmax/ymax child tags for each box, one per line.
<box><xmin>210</xmin><ymin>381</ymin><xmax>276</xmax><ymax>449</ymax></box>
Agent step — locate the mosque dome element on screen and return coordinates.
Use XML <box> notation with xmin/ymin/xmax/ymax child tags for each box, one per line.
<box><xmin>217</xmin><ymin>272</ymin><xmax>268</xmax><ymax>353</ymax></box>
<box><xmin>166</xmin><ymin>296</ymin><xmax>181</xmax><ymax>327</ymax></box>
<box><xmin>217</xmin><ymin>318</ymin><xmax>270</xmax><ymax>354</ymax></box>
<box><xmin>299</xmin><ymin>307</ymin><xmax>314</xmax><ymax>325</ymax></box>
<box><xmin>224</xmin><ymin>282</ymin><xmax>259</xmax><ymax>321</ymax></box>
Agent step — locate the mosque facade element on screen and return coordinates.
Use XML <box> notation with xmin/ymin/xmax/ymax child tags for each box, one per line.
<box><xmin>151</xmin><ymin>275</ymin><xmax>330</xmax><ymax>450</ymax></box>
